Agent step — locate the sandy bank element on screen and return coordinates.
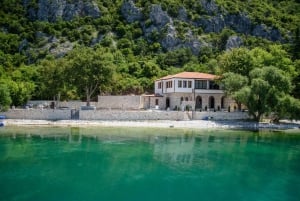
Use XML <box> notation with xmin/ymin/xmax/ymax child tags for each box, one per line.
<box><xmin>2</xmin><ymin>119</ymin><xmax>300</xmax><ymax>131</ymax></box>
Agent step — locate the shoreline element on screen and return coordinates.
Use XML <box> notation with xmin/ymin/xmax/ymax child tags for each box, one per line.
<box><xmin>2</xmin><ymin>119</ymin><xmax>300</xmax><ymax>131</ymax></box>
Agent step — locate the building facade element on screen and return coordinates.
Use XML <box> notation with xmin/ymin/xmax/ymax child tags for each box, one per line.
<box><xmin>154</xmin><ymin>72</ymin><xmax>234</xmax><ymax>111</ymax></box>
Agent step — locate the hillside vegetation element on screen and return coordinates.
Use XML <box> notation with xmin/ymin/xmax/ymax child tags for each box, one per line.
<box><xmin>0</xmin><ymin>0</ymin><xmax>299</xmax><ymax>117</ymax></box>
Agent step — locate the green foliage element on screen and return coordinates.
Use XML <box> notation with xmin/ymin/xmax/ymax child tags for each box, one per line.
<box><xmin>65</xmin><ymin>46</ymin><xmax>115</xmax><ymax>105</ymax></box>
<box><xmin>0</xmin><ymin>0</ymin><xmax>299</xmax><ymax>107</ymax></box>
<box><xmin>0</xmin><ymin>82</ymin><xmax>12</xmax><ymax>111</ymax></box>
<box><xmin>218</xmin><ymin>48</ymin><xmax>254</xmax><ymax>76</ymax></box>
<box><xmin>215</xmin><ymin>0</ymin><xmax>300</xmax><ymax>32</ymax></box>
<box><xmin>6</xmin><ymin>79</ymin><xmax>35</xmax><ymax>107</ymax></box>
<box><xmin>220</xmin><ymin>46</ymin><xmax>298</xmax><ymax>122</ymax></box>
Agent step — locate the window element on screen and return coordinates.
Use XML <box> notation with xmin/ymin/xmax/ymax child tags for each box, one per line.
<box><xmin>209</xmin><ymin>81</ymin><xmax>220</xmax><ymax>89</ymax></box>
<box><xmin>166</xmin><ymin>81</ymin><xmax>173</xmax><ymax>88</ymax></box>
<box><xmin>195</xmin><ymin>80</ymin><xmax>207</xmax><ymax>89</ymax></box>
<box><xmin>183</xmin><ymin>81</ymin><xmax>187</xmax><ymax>88</ymax></box>
<box><xmin>158</xmin><ymin>82</ymin><xmax>162</xmax><ymax>89</ymax></box>
<box><xmin>155</xmin><ymin>99</ymin><xmax>159</xmax><ymax>105</ymax></box>
<box><xmin>188</xmin><ymin>81</ymin><xmax>192</xmax><ymax>88</ymax></box>
<box><xmin>178</xmin><ymin>80</ymin><xmax>182</xmax><ymax>88</ymax></box>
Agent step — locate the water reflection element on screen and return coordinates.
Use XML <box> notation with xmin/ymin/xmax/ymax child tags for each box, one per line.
<box><xmin>154</xmin><ymin>134</ymin><xmax>195</xmax><ymax>166</ymax></box>
<box><xmin>0</xmin><ymin>127</ymin><xmax>300</xmax><ymax>201</ymax></box>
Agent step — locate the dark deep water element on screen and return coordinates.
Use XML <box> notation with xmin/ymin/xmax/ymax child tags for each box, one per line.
<box><xmin>0</xmin><ymin>126</ymin><xmax>300</xmax><ymax>201</ymax></box>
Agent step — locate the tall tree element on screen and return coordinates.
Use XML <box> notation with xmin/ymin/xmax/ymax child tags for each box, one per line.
<box><xmin>218</xmin><ymin>48</ymin><xmax>254</xmax><ymax>76</ymax></box>
<box><xmin>66</xmin><ymin>46</ymin><xmax>115</xmax><ymax>106</ymax></box>
<box><xmin>221</xmin><ymin>72</ymin><xmax>248</xmax><ymax>110</ymax></box>
<box><xmin>233</xmin><ymin>67</ymin><xmax>293</xmax><ymax>122</ymax></box>
<box><xmin>0</xmin><ymin>82</ymin><xmax>12</xmax><ymax>111</ymax></box>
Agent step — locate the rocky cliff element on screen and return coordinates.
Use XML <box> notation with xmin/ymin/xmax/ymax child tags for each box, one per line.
<box><xmin>23</xmin><ymin>0</ymin><xmax>100</xmax><ymax>22</ymax></box>
<box><xmin>121</xmin><ymin>0</ymin><xmax>284</xmax><ymax>53</ymax></box>
<box><xmin>12</xmin><ymin>0</ymin><xmax>295</xmax><ymax>60</ymax></box>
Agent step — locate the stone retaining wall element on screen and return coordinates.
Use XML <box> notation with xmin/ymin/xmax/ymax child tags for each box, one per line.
<box><xmin>97</xmin><ymin>96</ymin><xmax>142</xmax><ymax>109</ymax></box>
<box><xmin>2</xmin><ymin>109</ymin><xmax>70</xmax><ymax>120</ymax></box>
<box><xmin>80</xmin><ymin>110</ymin><xmax>185</xmax><ymax>121</ymax></box>
<box><xmin>192</xmin><ymin>111</ymin><xmax>249</xmax><ymax>120</ymax></box>
<box><xmin>1</xmin><ymin>109</ymin><xmax>249</xmax><ymax>121</ymax></box>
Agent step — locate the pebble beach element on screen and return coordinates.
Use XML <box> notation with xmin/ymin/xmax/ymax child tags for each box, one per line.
<box><xmin>2</xmin><ymin>119</ymin><xmax>300</xmax><ymax>131</ymax></box>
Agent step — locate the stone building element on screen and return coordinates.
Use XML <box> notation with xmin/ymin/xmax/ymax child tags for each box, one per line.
<box><xmin>153</xmin><ymin>72</ymin><xmax>234</xmax><ymax>111</ymax></box>
<box><xmin>95</xmin><ymin>72</ymin><xmax>236</xmax><ymax>111</ymax></box>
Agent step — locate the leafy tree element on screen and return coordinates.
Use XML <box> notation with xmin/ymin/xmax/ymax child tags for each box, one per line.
<box><xmin>221</xmin><ymin>72</ymin><xmax>248</xmax><ymax>110</ymax></box>
<box><xmin>0</xmin><ymin>82</ymin><xmax>12</xmax><ymax>111</ymax></box>
<box><xmin>249</xmin><ymin>45</ymin><xmax>296</xmax><ymax>76</ymax></box>
<box><xmin>218</xmin><ymin>48</ymin><xmax>253</xmax><ymax>76</ymax></box>
<box><xmin>232</xmin><ymin>67</ymin><xmax>292</xmax><ymax>122</ymax></box>
<box><xmin>34</xmin><ymin>58</ymin><xmax>73</xmax><ymax>100</ymax></box>
<box><xmin>6</xmin><ymin>80</ymin><xmax>35</xmax><ymax>107</ymax></box>
<box><xmin>66</xmin><ymin>46</ymin><xmax>115</xmax><ymax>106</ymax></box>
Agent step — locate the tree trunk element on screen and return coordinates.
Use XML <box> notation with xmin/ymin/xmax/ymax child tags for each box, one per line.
<box><xmin>86</xmin><ymin>88</ymin><xmax>91</xmax><ymax>106</ymax></box>
<box><xmin>254</xmin><ymin>113</ymin><xmax>262</xmax><ymax>122</ymax></box>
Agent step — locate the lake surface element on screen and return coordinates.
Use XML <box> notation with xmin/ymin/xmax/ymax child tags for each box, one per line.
<box><xmin>0</xmin><ymin>126</ymin><xmax>300</xmax><ymax>201</ymax></box>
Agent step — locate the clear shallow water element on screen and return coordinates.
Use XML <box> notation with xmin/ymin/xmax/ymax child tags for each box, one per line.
<box><xmin>0</xmin><ymin>127</ymin><xmax>300</xmax><ymax>201</ymax></box>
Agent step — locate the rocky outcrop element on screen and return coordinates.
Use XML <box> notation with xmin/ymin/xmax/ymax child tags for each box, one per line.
<box><xmin>24</xmin><ymin>0</ymin><xmax>100</xmax><ymax>22</ymax></box>
<box><xmin>196</xmin><ymin>13</ymin><xmax>282</xmax><ymax>41</ymax></box>
<box><xmin>194</xmin><ymin>0</ymin><xmax>282</xmax><ymax>41</ymax></box>
<box><xmin>225</xmin><ymin>36</ymin><xmax>243</xmax><ymax>50</ymax></box>
<box><xmin>252</xmin><ymin>24</ymin><xmax>282</xmax><ymax>41</ymax></box>
<box><xmin>121</xmin><ymin>2</ymin><xmax>209</xmax><ymax>53</ymax></box>
<box><xmin>200</xmin><ymin>0</ymin><xmax>219</xmax><ymax>15</ymax></box>
<box><xmin>183</xmin><ymin>30</ymin><xmax>208</xmax><ymax>55</ymax></box>
<box><xmin>27</xmin><ymin>32</ymin><xmax>73</xmax><ymax>58</ymax></box>
<box><xmin>121</xmin><ymin>0</ymin><xmax>143</xmax><ymax>23</ymax></box>
<box><xmin>143</xmin><ymin>5</ymin><xmax>180</xmax><ymax>50</ymax></box>
<box><xmin>177</xmin><ymin>7</ymin><xmax>188</xmax><ymax>22</ymax></box>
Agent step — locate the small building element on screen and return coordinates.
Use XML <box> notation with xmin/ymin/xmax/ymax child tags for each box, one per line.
<box><xmin>153</xmin><ymin>72</ymin><xmax>234</xmax><ymax>111</ymax></box>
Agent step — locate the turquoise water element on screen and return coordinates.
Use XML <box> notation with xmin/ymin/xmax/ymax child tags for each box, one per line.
<box><xmin>0</xmin><ymin>127</ymin><xmax>300</xmax><ymax>201</ymax></box>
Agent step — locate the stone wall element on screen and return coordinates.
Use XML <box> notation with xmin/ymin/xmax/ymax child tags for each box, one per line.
<box><xmin>80</xmin><ymin>110</ymin><xmax>185</xmax><ymax>121</ymax></box>
<box><xmin>97</xmin><ymin>96</ymin><xmax>142</xmax><ymax>109</ymax></box>
<box><xmin>1</xmin><ymin>109</ymin><xmax>249</xmax><ymax>121</ymax></box>
<box><xmin>27</xmin><ymin>100</ymin><xmax>97</xmax><ymax>109</ymax></box>
<box><xmin>192</xmin><ymin>111</ymin><xmax>249</xmax><ymax>120</ymax></box>
<box><xmin>2</xmin><ymin>109</ymin><xmax>71</xmax><ymax>120</ymax></box>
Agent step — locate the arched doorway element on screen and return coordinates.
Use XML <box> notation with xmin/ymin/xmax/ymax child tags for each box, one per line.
<box><xmin>196</xmin><ymin>96</ymin><xmax>202</xmax><ymax>110</ymax></box>
<box><xmin>166</xmin><ymin>98</ymin><xmax>170</xmax><ymax>109</ymax></box>
<box><xmin>221</xmin><ymin>96</ymin><xmax>225</xmax><ymax>109</ymax></box>
<box><xmin>209</xmin><ymin>96</ymin><xmax>215</xmax><ymax>109</ymax></box>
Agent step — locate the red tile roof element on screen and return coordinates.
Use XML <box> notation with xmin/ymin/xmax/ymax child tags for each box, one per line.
<box><xmin>157</xmin><ymin>72</ymin><xmax>217</xmax><ymax>81</ymax></box>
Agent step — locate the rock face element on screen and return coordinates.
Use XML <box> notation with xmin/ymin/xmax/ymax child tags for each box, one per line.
<box><xmin>226</xmin><ymin>36</ymin><xmax>243</xmax><ymax>50</ymax></box>
<box><xmin>121</xmin><ymin>0</ymin><xmax>143</xmax><ymax>23</ymax></box>
<box><xmin>143</xmin><ymin>5</ymin><xmax>180</xmax><ymax>50</ymax></box>
<box><xmin>120</xmin><ymin>0</ymin><xmax>284</xmax><ymax>55</ymax></box>
<box><xmin>24</xmin><ymin>0</ymin><xmax>100</xmax><ymax>22</ymax></box>
<box><xmin>197</xmin><ymin>13</ymin><xmax>282</xmax><ymax>41</ymax></box>
<box><xmin>200</xmin><ymin>0</ymin><xmax>219</xmax><ymax>15</ymax></box>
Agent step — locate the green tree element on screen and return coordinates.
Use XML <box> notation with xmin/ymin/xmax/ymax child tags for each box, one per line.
<box><xmin>218</xmin><ymin>47</ymin><xmax>253</xmax><ymax>76</ymax></box>
<box><xmin>233</xmin><ymin>67</ymin><xmax>292</xmax><ymax>122</ymax></box>
<box><xmin>0</xmin><ymin>82</ymin><xmax>12</xmax><ymax>111</ymax></box>
<box><xmin>6</xmin><ymin>80</ymin><xmax>35</xmax><ymax>107</ymax></box>
<box><xmin>35</xmin><ymin>58</ymin><xmax>75</xmax><ymax>101</ymax></box>
<box><xmin>66</xmin><ymin>46</ymin><xmax>115</xmax><ymax>106</ymax></box>
<box><xmin>221</xmin><ymin>72</ymin><xmax>248</xmax><ymax>110</ymax></box>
